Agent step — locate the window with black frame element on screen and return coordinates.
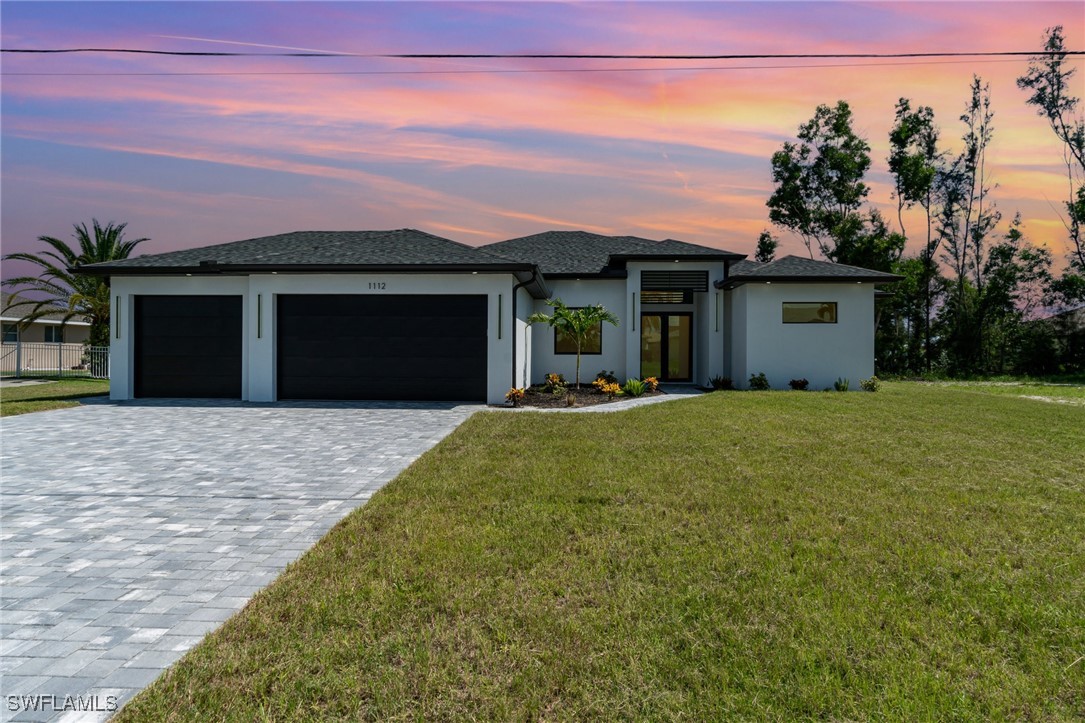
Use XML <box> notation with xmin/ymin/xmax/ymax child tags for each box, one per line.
<box><xmin>782</xmin><ymin>302</ymin><xmax>837</xmax><ymax>324</ymax></box>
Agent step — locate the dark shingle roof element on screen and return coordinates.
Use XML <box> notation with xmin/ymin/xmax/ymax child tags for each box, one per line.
<box><xmin>78</xmin><ymin>230</ymin><xmax>525</xmax><ymax>273</ymax></box>
<box><xmin>1</xmin><ymin>292</ymin><xmax>91</xmax><ymax>324</ymax></box>
<box><xmin>482</xmin><ymin>230</ymin><xmax>743</xmax><ymax>275</ymax></box>
<box><xmin>719</xmin><ymin>255</ymin><xmax>901</xmax><ymax>287</ymax></box>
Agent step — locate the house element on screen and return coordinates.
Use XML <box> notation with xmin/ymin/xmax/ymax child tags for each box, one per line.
<box><xmin>76</xmin><ymin>229</ymin><xmax>899</xmax><ymax>403</ymax></box>
<box><xmin>2</xmin><ymin>292</ymin><xmax>92</xmax><ymax>345</ymax></box>
<box><xmin>2</xmin><ymin>292</ymin><xmax>94</xmax><ymax>376</ymax></box>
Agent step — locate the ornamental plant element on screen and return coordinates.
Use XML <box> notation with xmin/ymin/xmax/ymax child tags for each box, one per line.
<box><xmin>544</xmin><ymin>373</ymin><xmax>567</xmax><ymax>394</ymax></box>
<box><xmin>748</xmin><ymin>373</ymin><xmax>770</xmax><ymax>391</ymax></box>
<box><xmin>642</xmin><ymin>376</ymin><xmax>659</xmax><ymax>392</ymax></box>
<box><xmin>601</xmin><ymin>382</ymin><xmax>621</xmax><ymax>399</ymax></box>
<box><xmin>860</xmin><ymin>376</ymin><xmax>881</xmax><ymax>392</ymax></box>
<box><xmin>595</xmin><ymin>369</ymin><xmax>618</xmax><ymax>385</ymax></box>
<box><xmin>789</xmin><ymin>378</ymin><xmax>810</xmax><ymax>390</ymax></box>
<box><xmin>622</xmin><ymin>378</ymin><xmax>646</xmax><ymax>397</ymax></box>
<box><xmin>709</xmin><ymin>376</ymin><xmax>734</xmax><ymax>391</ymax></box>
<box><xmin>505</xmin><ymin>387</ymin><xmax>526</xmax><ymax>407</ymax></box>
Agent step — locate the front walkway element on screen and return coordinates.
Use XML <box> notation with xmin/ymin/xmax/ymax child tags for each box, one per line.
<box><xmin>0</xmin><ymin>400</ymin><xmax>479</xmax><ymax>722</ymax></box>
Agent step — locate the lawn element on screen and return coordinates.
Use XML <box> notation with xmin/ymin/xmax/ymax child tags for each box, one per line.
<box><xmin>119</xmin><ymin>383</ymin><xmax>1084</xmax><ymax>721</ymax></box>
<box><xmin>0</xmin><ymin>377</ymin><xmax>109</xmax><ymax>416</ymax></box>
<box><xmin>925</xmin><ymin>379</ymin><xmax>1085</xmax><ymax>405</ymax></box>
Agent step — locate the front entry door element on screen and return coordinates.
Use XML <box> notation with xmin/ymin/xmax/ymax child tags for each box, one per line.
<box><xmin>641</xmin><ymin>313</ymin><xmax>692</xmax><ymax>382</ymax></box>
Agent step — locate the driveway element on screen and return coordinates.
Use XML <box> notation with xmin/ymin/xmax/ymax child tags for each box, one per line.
<box><xmin>0</xmin><ymin>399</ymin><xmax>479</xmax><ymax>722</ymax></box>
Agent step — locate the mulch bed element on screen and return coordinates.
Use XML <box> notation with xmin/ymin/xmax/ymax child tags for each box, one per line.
<box><xmin>510</xmin><ymin>385</ymin><xmax>664</xmax><ymax>409</ymax></box>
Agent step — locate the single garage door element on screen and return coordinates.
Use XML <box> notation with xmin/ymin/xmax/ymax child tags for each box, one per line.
<box><xmin>135</xmin><ymin>295</ymin><xmax>243</xmax><ymax>398</ymax></box>
<box><xmin>277</xmin><ymin>294</ymin><xmax>487</xmax><ymax>401</ymax></box>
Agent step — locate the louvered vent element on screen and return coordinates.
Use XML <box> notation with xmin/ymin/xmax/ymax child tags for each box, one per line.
<box><xmin>641</xmin><ymin>270</ymin><xmax>709</xmax><ymax>292</ymax></box>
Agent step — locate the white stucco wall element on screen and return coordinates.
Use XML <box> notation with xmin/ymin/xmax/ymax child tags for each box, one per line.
<box><xmin>730</xmin><ymin>282</ymin><xmax>875</xmax><ymax>390</ymax></box>
<box><xmin>109</xmin><ymin>273</ymin><xmax>522</xmax><ymax>404</ymax></box>
<box><xmin>514</xmin><ymin>286</ymin><xmax>533</xmax><ymax>390</ymax></box>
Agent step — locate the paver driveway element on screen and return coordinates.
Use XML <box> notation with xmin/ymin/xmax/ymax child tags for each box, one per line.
<box><xmin>0</xmin><ymin>399</ymin><xmax>479</xmax><ymax>722</ymax></box>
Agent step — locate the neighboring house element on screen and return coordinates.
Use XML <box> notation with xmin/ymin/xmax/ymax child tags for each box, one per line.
<box><xmin>1</xmin><ymin>292</ymin><xmax>92</xmax><ymax>345</ymax></box>
<box><xmin>76</xmin><ymin>229</ymin><xmax>899</xmax><ymax>403</ymax></box>
<box><xmin>1</xmin><ymin>292</ymin><xmax>95</xmax><ymax>375</ymax></box>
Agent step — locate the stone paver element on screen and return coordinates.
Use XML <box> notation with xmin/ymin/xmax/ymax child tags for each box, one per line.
<box><xmin>1</xmin><ymin>399</ymin><xmax>478</xmax><ymax>721</ymax></box>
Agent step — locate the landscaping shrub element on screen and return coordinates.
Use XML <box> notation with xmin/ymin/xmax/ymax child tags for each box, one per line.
<box><xmin>748</xmin><ymin>372</ymin><xmax>770</xmax><ymax>390</ymax></box>
<box><xmin>709</xmin><ymin>376</ymin><xmax>735</xmax><ymax>391</ymax></box>
<box><xmin>505</xmin><ymin>387</ymin><xmax>525</xmax><ymax>407</ymax></box>
<box><xmin>834</xmin><ymin>377</ymin><xmax>850</xmax><ymax>392</ymax></box>
<box><xmin>642</xmin><ymin>376</ymin><xmax>659</xmax><ymax>392</ymax></box>
<box><xmin>544</xmin><ymin>373</ymin><xmax>566</xmax><ymax>394</ymax></box>
<box><xmin>789</xmin><ymin>378</ymin><xmax>809</xmax><ymax>390</ymax></box>
<box><xmin>600</xmin><ymin>382</ymin><xmax>621</xmax><ymax>399</ymax></box>
<box><xmin>860</xmin><ymin>375</ymin><xmax>881</xmax><ymax>392</ymax></box>
<box><xmin>622</xmin><ymin>378</ymin><xmax>646</xmax><ymax>397</ymax></box>
<box><xmin>595</xmin><ymin>369</ymin><xmax>618</xmax><ymax>385</ymax></box>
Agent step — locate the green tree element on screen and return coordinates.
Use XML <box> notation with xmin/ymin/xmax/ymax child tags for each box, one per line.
<box><xmin>889</xmin><ymin>98</ymin><xmax>942</xmax><ymax>368</ymax></box>
<box><xmin>528</xmin><ymin>299</ymin><xmax>619</xmax><ymax>388</ymax></box>
<box><xmin>1017</xmin><ymin>25</ymin><xmax>1085</xmax><ymax>303</ymax></box>
<box><xmin>2</xmin><ymin>220</ymin><xmax>148</xmax><ymax>346</ymax></box>
<box><xmin>767</xmin><ymin>100</ymin><xmax>871</xmax><ymax>260</ymax></box>
<box><xmin>754</xmin><ymin>230</ymin><xmax>778</xmax><ymax>263</ymax></box>
<box><xmin>938</xmin><ymin>77</ymin><xmax>1000</xmax><ymax>311</ymax></box>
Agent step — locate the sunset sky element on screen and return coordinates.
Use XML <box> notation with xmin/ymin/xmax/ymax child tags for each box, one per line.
<box><xmin>2</xmin><ymin>1</ymin><xmax>1083</xmax><ymax>278</ymax></box>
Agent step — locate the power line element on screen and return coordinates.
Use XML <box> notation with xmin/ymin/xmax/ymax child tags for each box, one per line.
<box><xmin>1</xmin><ymin>48</ymin><xmax>1083</xmax><ymax>59</ymax></box>
<box><xmin>1</xmin><ymin>58</ymin><xmax>1069</xmax><ymax>78</ymax></box>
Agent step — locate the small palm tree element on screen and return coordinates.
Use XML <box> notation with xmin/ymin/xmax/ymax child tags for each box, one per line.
<box><xmin>2</xmin><ymin>220</ymin><xmax>149</xmax><ymax>346</ymax></box>
<box><xmin>528</xmin><ymin>298</ymin><xmax>619</xmax><ymax>388</ymax></box>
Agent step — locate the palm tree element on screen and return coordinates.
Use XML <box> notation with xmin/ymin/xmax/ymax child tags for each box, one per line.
<box><xmin>528</xmin><ymin>298</ymin><xmax>619</xmax><ymax>388</ymax></box>
<box><xmin>2</xmin><ymin>220</ymin><xmax>149</xmax><ymax>346</ymax></box>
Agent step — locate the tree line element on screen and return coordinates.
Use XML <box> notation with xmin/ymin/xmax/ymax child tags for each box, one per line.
<box><xmin>760</xmin><ymin>26</ymin><xmax>1085</xmax><ymax>377</ymax></box>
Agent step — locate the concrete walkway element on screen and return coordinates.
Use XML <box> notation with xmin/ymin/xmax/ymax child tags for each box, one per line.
<box><xmin>0</xmin><ymin>400</ymin><xmax>479</xmax><ymax>722</ymax></box>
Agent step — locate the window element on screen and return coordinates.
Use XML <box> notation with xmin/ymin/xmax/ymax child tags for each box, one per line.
<box><xmin>554</xmin><ymin>312</ymin><xmax>603</xmax><ymax>355</ymax></box>
<box><xmin>640</xmin><ymin>290</ymin><xmax>692</xmax><ymax>304</ymax></box>
<box><xmin>44</xmin><ymin>326</ymin><xmax>64</xmax><ymax>343</ymax></box>
<box><xmin>783</xmin><ymin>302</ymin><xmax>837</xmax><ymax>324</ymax></box>
<box><xmin>2</xmin><ymin>323</ymin><xmax>17</xmax><ymax>343</ymax></box>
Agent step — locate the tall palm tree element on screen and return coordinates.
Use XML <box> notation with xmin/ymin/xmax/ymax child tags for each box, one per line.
<box><xmin>2</xmin><ymin>220</ymin><xmax>148</xmax><ymax>346</ymax></box>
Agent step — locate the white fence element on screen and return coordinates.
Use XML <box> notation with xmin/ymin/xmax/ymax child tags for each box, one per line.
<box><xmin>0</xmin><ymin>342</ymin><xmax>109</xmax><ymax>379</ymax></box>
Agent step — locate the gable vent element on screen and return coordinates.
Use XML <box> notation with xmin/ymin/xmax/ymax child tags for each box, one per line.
<box><xmin>641</xmin><ymin>270</ymin><xmax>709</xmax><ymax>292</ymax></box>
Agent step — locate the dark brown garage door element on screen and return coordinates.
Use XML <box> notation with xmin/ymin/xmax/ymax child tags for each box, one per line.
<box><xmin>135</xmin><ymin>295</ymin><xmax>243</xmax><ymax>398</ymax></box>
<box><xmin>277</xmin><ymin>294</ymin><xmax>487</xmax><ymax>401</ymax></box>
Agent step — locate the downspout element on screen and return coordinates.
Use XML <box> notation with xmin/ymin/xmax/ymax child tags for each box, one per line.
<box><xmin>511</xmin><ymin>270</ymin><xmax>539</xmax><ymax>390</ymax></box>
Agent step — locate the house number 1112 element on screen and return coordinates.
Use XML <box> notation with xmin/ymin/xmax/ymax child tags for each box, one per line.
<box><xmin>368</xmin><ymin>282</ymin><xmax>386</xmax><ymax>290</ymax></box>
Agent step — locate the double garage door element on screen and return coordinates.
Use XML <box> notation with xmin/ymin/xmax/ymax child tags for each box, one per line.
<box><xmin>134</xmin><ymin>294</ymin><xmax>488</xmax><ymax>401</ymax></box>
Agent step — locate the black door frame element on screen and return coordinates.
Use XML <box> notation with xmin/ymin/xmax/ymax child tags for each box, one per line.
<box><xmin>640</xmin><ymin>312</ymin><xmax>693</xmax><ymax>382</ymax></box>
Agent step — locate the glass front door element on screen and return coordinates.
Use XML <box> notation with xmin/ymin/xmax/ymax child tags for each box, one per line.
<box><xmin>640</xmin><ymin>313</ymin><xmax>692</xmax><ymax>382</ymax></box>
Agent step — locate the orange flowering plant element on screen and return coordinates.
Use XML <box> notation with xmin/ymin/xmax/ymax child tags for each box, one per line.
<box><xmin>642</xmin><ymin>376</ymin><xmax>659</xmax><ymax>392</ymax></box>
<box><xmin>505</xmin><ymin>387</ymin><xmax>526</xmax><ymax>407</ymax></box>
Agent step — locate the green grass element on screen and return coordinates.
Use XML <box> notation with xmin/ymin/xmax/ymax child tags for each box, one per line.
<box><xmin>927</xmin><ymin>380</ymin><xmax>1085</xmax><ymax>405</ymax></box>
<box><xmin>119</xmin><ymin>383</ymin><xmax>1084</xmax><ymax>721</ymax></box>
<box><xmin>0</xmin><ymin>377</ymin><xmax>109</xmax><ymax>416</ymax></box>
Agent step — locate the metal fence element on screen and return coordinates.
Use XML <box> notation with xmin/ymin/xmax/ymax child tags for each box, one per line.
<box><xmin>0</xmin><ymin>342</ymin><xmax>109</xmax><ymax>379</ymax></box>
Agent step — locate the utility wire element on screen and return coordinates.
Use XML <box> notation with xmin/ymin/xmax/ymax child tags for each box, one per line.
<box><xmin>0</xmin><ymin>58</ymin><xmax>1051</xmax><ymax>77</ymax></box>
<box><xmin>1</xmin><ymin>48</ymin><xmax>1083</xmax><ymax>59</ymax></box>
